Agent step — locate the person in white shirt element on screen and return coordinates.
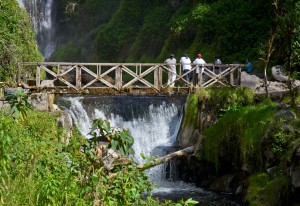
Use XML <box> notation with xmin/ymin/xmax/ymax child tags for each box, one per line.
<box><xmin>180</xmin><ymin>54</ymin><xmax>192</xmax><ymax>83</ymax></box>
<box><xmin>193</xmin><ymin>53</ymin><xmax>206</xmax><ymax>85</ymax></box>
<box><xmin>164</xmin><ymin>54</ymin><xmax>177</xmax><ymax>87</ymax></box>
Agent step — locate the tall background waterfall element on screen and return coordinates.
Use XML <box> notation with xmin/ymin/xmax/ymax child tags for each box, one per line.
<box><xmin>17</xmin><ymin>0</ymin><xmax>56</xmax><ymax>58</ymax></box>
<box><xmin>58</xmin><ymin>95</ymin><xmax>186</xmax><ymax>184</ymax></box>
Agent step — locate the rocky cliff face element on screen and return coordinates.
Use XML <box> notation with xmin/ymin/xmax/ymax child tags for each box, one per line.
<box><xmin>17</xmin><ymin>0</ymin><xmax>57</xmax><ymax>58</ymax></box>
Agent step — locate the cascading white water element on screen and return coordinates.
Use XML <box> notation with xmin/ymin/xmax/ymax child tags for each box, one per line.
<box><xmin>60</xmin><ymin>96</ymin><xmax>183</xmax><ymax>184</ymax></box>
<box><xmin>58</xmin><ymin>95</ymin><xmax>243</xmax><ymax>205</ymax></box>
<box><xmin>17</xmin><ymin>0</ymin><xmax>55</xmax><ymax>58</ymax></box>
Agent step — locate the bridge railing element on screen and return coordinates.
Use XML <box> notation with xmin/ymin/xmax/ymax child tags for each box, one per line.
<box><xmin>17</xmin><ymin>62</ymin><xmax>244</xmax><ymax>93</ymax></box>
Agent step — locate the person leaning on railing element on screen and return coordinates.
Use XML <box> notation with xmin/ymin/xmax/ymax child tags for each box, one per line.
<box><xmin>192</xmin><ymin>54</ymin><xmax>206</xmax><ymax>85</ymax></box>
<box><xmin>164</xmin><ymin>54</ymin><xmax>177</xmax><ymax>87</ymax></box>
<box><xmin>180</xmin><ymin>54</ymin><xmax>192</xmax><ymax>83</ymax></box>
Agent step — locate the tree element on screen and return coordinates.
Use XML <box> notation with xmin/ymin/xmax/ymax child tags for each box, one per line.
<box><xmin>273</xmin><ymin>0</ymin><xmax>300</xmax><ymax>105</ymax></box>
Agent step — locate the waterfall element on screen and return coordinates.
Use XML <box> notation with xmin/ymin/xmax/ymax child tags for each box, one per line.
<box><xmin>17</xmin><ymin>0</ymin><xmax>56</xmax><ymax>58</ymax></box>
<box><xmin>58</xmin><ymin>95</ymin><xmax>185</xmax><ymax>184</ymax></box>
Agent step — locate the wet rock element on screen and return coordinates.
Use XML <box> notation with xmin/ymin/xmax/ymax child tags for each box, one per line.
<box><xmin>267</xmin><ymin>166</ymin><xmax>278</xmax><ymax>176</ymax></box>
<box><xmin>274</xmin><ymin>109</ymin><xmax>296</xmax><ymax>120</ymax></box>
<box><xmin>293</xmin><ymin>80</ymin><xmax>300</xmax><ymax>88</ymax></box>
<box><xmin>256</xmin><ymin>81</ymin><xmax>288</xmax><ymax>97</ymax></box>
<box><xmin>291</xmin><ymin>146</ymin><xmax>300</xmax><ymax>192</ymax></box>
<box><xmin>235</xmin><ymin>185</ymin><xmax>244</xmax><ymax>196</ymax></box>
<box><xmin>272</xmin><ymin>65</ymin><xmax>288</xmax><ymax>82</ymax></box>
<box><xmin>291</xmin><ymin>161</ymin><xmax>300</xmax><ymax>190</ymax></box>
<box><xmin>209</xmin><ymin>173</ymin><xmax>242</xmax><ymax>193</ymax></box>
<box><xmin>240</xmin><ymin>72</ymin><xmax>261</xmax><ymax>90</ymax></box>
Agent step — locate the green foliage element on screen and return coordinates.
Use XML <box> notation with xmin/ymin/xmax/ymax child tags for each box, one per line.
<box><xmin>51</xmin><ymin>44</ymin><xmax>88</xmax><ymax>62</ymax></box>
<box><xmin>203</xmin><ymin>99</ymin><xmax>276</xmax><ymax>171</ymax></box>
<box><xmin>200</xmin><ymin>87</ymin><xmax>254</xmax><ymax>117</ymax></box>
<box><xmin>0</xmin><ymin>110</ymin><xmax>197</xmax><ymax>205</ymax></box>
<box><xmin>51</xmin><ymin>0</ymin><xmax>279</xmax><ymax>65</ymax></box>
<box><xmin>0</xmin><ymin>0</ymin><xmax>42</xmax><ymax>82</ymax></box>
<box><xmin>89</xmin><ymin>118</ymin><xmax>134</xmax><ymax>156</ymax></box>
<box><xmin>181</xmin><ymin>94</ymin><xmax>199</xmax><ymax>130</ymax></box>
<box><xmin>5</xmin><ymin>89</ymin><xmax>33</xmax><ymax>121</ymax></box>
<box><xmin>246</xmin><ymin>173</ymin><xmax>290</xmax><ymax>206</ymax></box>
<box><xmin>94</xmin><ymin>0</ymin><xmax>145</xmax><ymax>62</ymax></box>
<box><xmin>262</xmin><ymin>117</ymin><xmax>298</xmax><ymax>166</ymax></box>
<box><xmin>270</xmin><ymin>124</ymin><xmax>295</xmax><ymax>158</ymax></box>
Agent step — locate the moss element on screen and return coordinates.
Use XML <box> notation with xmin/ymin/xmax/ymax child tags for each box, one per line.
<box><xmin>181</xmin><ymin>94</ymin><xmax>198</xmax><ymax>130</ymax></box>
<box><xmin>282</xmin><ymin>91</ymin><xmax>300</xmax><ymax>105</ymax></box>
<box><xmin>246</xmin><ymin>173</ymin><xmax>291</xmax><ymax>206</ymax></box>
<box><xmin>0</xmin><ymin>0</ymin><xmax>42</xmax><ymax>81</ymax></box>
<box><xmin>204</xmin><ymin>87</ymin><xmax>254</xmax><ymax>117</ymax></box>
<box><xmin>203</xmin><ymin>99</ymin><xmax>276</xmax><ymax>171</ymax></box>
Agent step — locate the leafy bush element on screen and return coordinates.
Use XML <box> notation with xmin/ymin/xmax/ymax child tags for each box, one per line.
<box><xmin>5</xmin><ymin>89</ymin><xmax>33</xmax><ymax>121</ymax></box>
<box><xmin>0</xmin><ymin>110</ymin><xmax>198</xmax><ymax>205</ymax></box>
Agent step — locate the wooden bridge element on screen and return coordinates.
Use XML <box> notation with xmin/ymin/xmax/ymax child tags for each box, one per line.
<box><xmin>17</xmin><ymin>62</ymin><xmax>244</xmax><ymax>95</ymax></box>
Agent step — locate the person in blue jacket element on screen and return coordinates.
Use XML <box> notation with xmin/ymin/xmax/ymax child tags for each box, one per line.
<box><xmin>245</xmin><ymin>58</ymin><xmax>252</xmax><ymax>73</ymax></box>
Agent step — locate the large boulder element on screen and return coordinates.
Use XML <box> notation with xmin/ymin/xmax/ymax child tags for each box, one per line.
<box><xmin>240</xmin><ymin>72</ymin><xmax>261</xmax><ymax>90</ymax></box>
<box><xmin>272</xmin><ymin>65</ymin><xmax>288</xmax><ymax>82</ymax></box>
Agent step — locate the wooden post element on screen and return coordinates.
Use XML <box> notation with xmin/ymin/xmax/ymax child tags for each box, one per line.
<box><xmin>158</xmin><ymin>66</ymin><xmax>162</xmax><ymax>90</ymax></box>
<box><xmin>36</xmin><ymin>64</ymin><xmax>40</xmax><ymax>88</ymax></box>
<box><xmin>230</xmin><ymin>66</ymin><xmax>234</xmax><ymax>86</ymax></box>
<box><xmin>76</xmin><ymin>65</ymin><xmax>81</xmax><ymax>90</ymax></box>
<box><xmin>199</xmin><ymin>67</ymin><xmax>203</xmax><ymax>87</ymax></box>
<box><xmin>155</xmin><ymin>66</ymin><xmax>162</xmax><ymax>90</ymax></box>
<box><xmin>154</xmin><ymin>66</ymin><xmax>159</xmax><ymax>89</ymax></box>
<box><xmin>115</xmin><ymin>66</ymin><xmax>122</xmax><ymax>90</ymax></box>
<box><xmin>238</xmin><ymin>66</ymin><xmax>242</xmax><ymax>85</ymax></box>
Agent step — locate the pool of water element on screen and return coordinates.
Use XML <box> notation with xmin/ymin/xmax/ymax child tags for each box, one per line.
<box><xmin>152</xmin><ymin>181</ymin><xmax>244</xmax><ymax>206</ymax></box>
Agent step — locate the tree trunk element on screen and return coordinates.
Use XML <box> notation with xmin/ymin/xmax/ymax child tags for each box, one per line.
<box><xmin>137</xmin><ymin>146</ymin><xmax>195</xmax><ymax>170</ymax></box>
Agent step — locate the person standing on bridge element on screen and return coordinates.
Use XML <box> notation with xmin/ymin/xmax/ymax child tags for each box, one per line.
<box><xmin>193</xmin><ymin>53</ymin><xmax>206</xmax><ymax>85</ymax></box>
<box><xmin>164</xmin><ymin>54</ymin><xmax>177</xmax><ymax>87</ymax></box>
<box><xmin>180</xmin><ymin>54</ymin><xmax>192</xmax><ymax>83</ymax></box>
<box><xmin>245</xmin><ymin>58</ymin><xmax>252</xmax><ymax>73</ymax></box>
<box><xmin>215</xmin><ymin>57</ymin><xmax>222</xmax><ymax>73</ymax></box>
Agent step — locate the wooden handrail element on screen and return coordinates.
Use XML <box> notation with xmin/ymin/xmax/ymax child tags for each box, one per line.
<box><xmin>17</xmin><ymin>62</ymin><xmax>245</xmax><ymax>94</ymax></box>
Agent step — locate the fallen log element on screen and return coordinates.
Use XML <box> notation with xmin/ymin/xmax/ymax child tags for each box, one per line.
<box><xmin>137</xmin><ymin>146</ymin><xmax>195</xmax><ymax>170</ymax></box>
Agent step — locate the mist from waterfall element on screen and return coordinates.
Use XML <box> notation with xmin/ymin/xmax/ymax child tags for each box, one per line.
<box><xmin>58</xmin><ymin>95</ymin><xmax>185</xmax><ymax>185</ymax></box>
<box><xmin>17</xmin><ymin>0</ymin><xmax>56</xmax><ymax>58</ymax></box>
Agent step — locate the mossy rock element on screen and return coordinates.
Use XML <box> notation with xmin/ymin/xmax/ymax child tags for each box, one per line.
<box><xmin>246</xmin><ymin>173</ymin><xmax>291</xmax><ymax>206</ymax></box>
<box><xmin>177</xmin><ymin>94</ymin><xmax>199</xmax><ymax>147</ymax></box>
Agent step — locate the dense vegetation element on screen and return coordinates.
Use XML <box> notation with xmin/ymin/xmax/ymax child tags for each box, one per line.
<box><xmin>184</xmin><ymin>87</ymin><xmax>300</xmax><ymax>205</ymax></box>
<box><xmin>50</xmin><ymin>0</ymin><xmax>300</xmax><ymax>72</ymax></box>
<box><xmin>0</xmin><ymin>103</ymin><xmax>197</xmax><ymax>205</ymax></box>
<box><xmin>0</xmin><ymin>0</ymin><xmax>42</xmax><ymax>82</ymax></box>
